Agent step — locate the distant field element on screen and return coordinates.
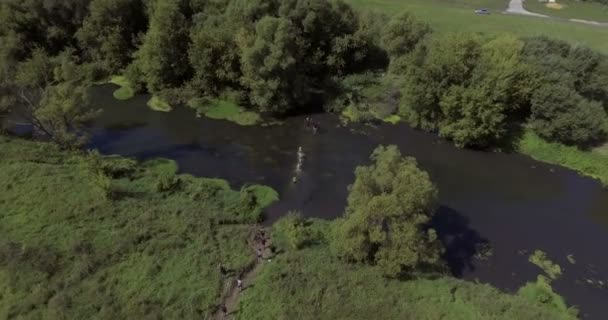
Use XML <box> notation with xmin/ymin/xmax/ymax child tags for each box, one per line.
<box><xmin>345</xmin><ymin>0</ymin><xmax>608</xmax><ymax>53</ymax></box>
<box><xmin>524</xmin><ymin>0</ymin><xmax>608</xmax><ymax>23</ymax></box>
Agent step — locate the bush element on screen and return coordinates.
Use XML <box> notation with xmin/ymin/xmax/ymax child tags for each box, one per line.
<box><xmin>272</xmin><ymin>211</ymin><xmax>311</xmax><ymax>251</ymax></box>
<box><xmin>155</xmin><ymin>173</ymin><xmax>180</xmax><ymax>193</ymax></box>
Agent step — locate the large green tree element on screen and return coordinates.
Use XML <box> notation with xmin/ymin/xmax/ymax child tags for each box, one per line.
<box><xmin>188</xmin><ymin>17</ymin><xmax>241</xmax><ymax>96</ymax></box>
<box><xmin>332</xmin><ymin>145</ymin><xmax>443</xmax><ymax>277</ymax></box>
<box><xmin>132</xmin><ymin>0</ymin><xmax>191</xmax><ymax>93</ymax></box>
<box><xmin>240</xmin><ymin>16</ymin><xmax>306</xmax><ymax>114</ymax></box>
<box><xmin>2</xmin><ymin>49</ymin><xmax>97</xmax><ymax>148</ymax></box>
<box><xmin>522</xmin><ymin>36</ymin><xmax>608</xmax><ymax>146</ymax></box>
<box><xmin>76</xmin><ymin>0</ymin><xmax>147</xmax><ymax>74</ymax></box>
<box><xmin>402</xmin><ymin>33</ymin><xmax>534</xmax><ymax>148</ymax></box>
<box><xmin>381</xmin><ymin>11</ymin><xmax>431</xmax><ymax>73</ymax></box>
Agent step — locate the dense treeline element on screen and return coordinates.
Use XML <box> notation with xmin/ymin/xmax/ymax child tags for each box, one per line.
<box><xmin>1</xmin><ymin>0</ymin><xmax>608</xmax><ymax>150</ymax></box>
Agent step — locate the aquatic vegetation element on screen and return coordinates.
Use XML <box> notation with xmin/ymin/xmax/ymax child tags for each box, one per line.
<box><xmin>109</xmin><ymin>75</ymin><xmax>135</xmax><ymax>100</ymax></box>
<box><xmin>518</xmin><ymin>132</ymin><xmax>608</xmax><ymax>187</ymax></box>
<box><xmin>147</xmin><ymin>96</ymin><xmax>172</xmax><ymax>112</ymax></box>
<box><xmin>529</xmin><ymin>250</ymin><xmax>563</xmax><ymax>280</ymax></box>
<box><xmin>188</xmin><ymin>98</ymin><xmax>261</xmax><ymax>126</ymax></box>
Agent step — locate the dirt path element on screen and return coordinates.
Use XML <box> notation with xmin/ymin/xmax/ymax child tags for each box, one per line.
<box><xmin>213</xmin><ymin>227</ymin><xmax>272</xmax><ymax>320</ymax></box>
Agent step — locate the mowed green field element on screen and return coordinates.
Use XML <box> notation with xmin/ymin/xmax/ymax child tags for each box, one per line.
<box><xmin>345</xmin><ymin>0</ymin><xmax>608</xmax><ymax>53</ymax></box>
<box><xmin>524</xmin><ymin>0</ymin><xmax>608</xmax><ymax>23</ymax></box>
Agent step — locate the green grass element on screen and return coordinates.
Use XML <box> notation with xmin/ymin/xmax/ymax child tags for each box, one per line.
<box><xmin>518</xmin><ymin>275</ymin><xmax>575</xmax><ymax>317</ymax></box>
<box><xmin>524</xmin><ymin>0</ymin><xmax>608</xmax><ymax>23</ymax></box>
<box><xmin>109</xmin><ymin>75</ymin><xmax>135</xmax><ymax>100</ymax></box>
<box><xmin>236</xmin><ymin>219</ymin><xmax>577</xmax><ymax>320</ymax></box>
<box><xmin>188</xmin><ymin>98</ymin><xmax>261</xmax><ymax>126</ymax></box>
<box><xmin>529</xmin><ymin>250</ymin><xmax>563</xmax><ymax>280</ymax></box>
<box><xmin>0</xmin><ymin>137</ymin><xmax>277</xmax><ymax>319</ymax></box>
<box><xmin>147</xmin><ymin>96</ymin><xmax>172</xmax><ymax>112</ymax></box>
<box><xmin>345</xmin><ymin>0</ymin><xmax>608</xmax><ymax>54</ymax></box>
<box><xmin>518</xmin><ymin>131</ymin><xmax>608</xmax><ymax>186</ymax></box>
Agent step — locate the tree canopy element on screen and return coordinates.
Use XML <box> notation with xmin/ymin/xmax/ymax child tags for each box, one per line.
<box><xmin>332</xmin><ymin>145</ymin><xmax>443</xmax><ymax>277</ymax></box>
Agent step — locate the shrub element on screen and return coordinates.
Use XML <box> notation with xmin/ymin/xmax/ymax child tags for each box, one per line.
<box><xmin>272</xmin><ymin>211</ymin><xmax>311</xmax><ymax>251</ymax></box>
<box><xmin>155</xmin><ymin>173</ymin><xmax>181</xmax><ymax>193</ymax></box>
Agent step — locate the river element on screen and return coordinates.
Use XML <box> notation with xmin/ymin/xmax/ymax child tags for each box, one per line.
<box><xmin>5</xmin><ymin>84</ymin><xmax>608</xmax><ymax>318</ymax></box>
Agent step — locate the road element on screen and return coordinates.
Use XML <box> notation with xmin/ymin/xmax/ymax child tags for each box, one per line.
<box><xmin>505</xmin><ymin>0</ymin><xmax>548</xmax><ymax>17</ymax></box>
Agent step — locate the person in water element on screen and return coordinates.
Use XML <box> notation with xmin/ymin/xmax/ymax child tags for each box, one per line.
<box><xmin>312</xmin><ymin>123</ymin><xmax>319</xmax><ymax>135</ymax></box>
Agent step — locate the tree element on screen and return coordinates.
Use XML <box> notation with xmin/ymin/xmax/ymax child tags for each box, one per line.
<box><xmin>401</xmin><ymin>33</ymin><xmax>482</xmax><ymax>131</ymax></box>
<box><xmin>5</xmin><ymin>49</ymin><xmax>97</xmax><ymax>148</ymax></box>
<box><xmin>76</xmin><ymin>0</ymin><xmax>147</xmax><ymax>74</ymax></box>
<box><xmin>133</xmin><ymin>0</ymin><xmax>191</xmax><ymax>93</ymax></box>
<box><xmin>401</xmin><ymin>33</ymin><xmax>535</xmax><ymax>148</ymax></box>
<box><xmin>188</xmin><ymin>18</ymin><xmax>241</xmax><ymax>96</ymax></box>
<box><xmin>522</xmin><ymin>36</ymin><xmax>608</xmax><ymax>146</ymax></box>
<box><xmin>240</xmin><ymin>16</ymin><xmax>306</xmax><ymax>114</ymax></box>
<box><xmin>438</xmin><ymin>35</ymin><xmax>535</xmax><ymax>148</ymax></box>
<box><xmin>381</xmin><ymin>11</ymin><xmax>431</xmax><ymax>73</ymax></box>
<box><xmin>332</xmin><ymin>145</ymin><xmax>443</xmax><ymax>277</ymax></box>
<box><xmin>530</xmin><ymin>84</ymin><xmax>608</xmax><ymax>146</ymax></box>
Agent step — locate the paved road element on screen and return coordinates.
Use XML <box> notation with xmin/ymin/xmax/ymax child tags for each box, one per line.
<box><xmin>505</xmin><ymin>0</ymin><xmax>548</xmax><ymax>17</ymax></box>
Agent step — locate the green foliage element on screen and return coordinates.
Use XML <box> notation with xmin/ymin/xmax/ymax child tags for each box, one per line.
<box><xmin>109</xmin><ymin>75</ymin><xmax>135</xmax><ymax>100</ymax></box>
<box><xmin>240</xmin><ymin>16</ymin><xmax>304</xmax><ymax>114</ymax></box>
<box><xmin>133</xmin><ymin>0</ymin><xmax>191</xmax><ymax>93</ymax></box>
<box><xmin>237</xmin><ymin>239</ymin><xmax>577</xmax><ymax>320</ymax></box>
<box><xmin>523</xmin><ymin>36</ymin><xmax>608</xmax><ymax>147</ymax></box>
<box><xmin>529</xmin><ymin>250</ymin><xmax>563</xmax><ymax>280</ymax></box>
<box><xmin>147</xmin><ymin>96</ymin><xmax>172</xmax><ymax>112</ymax></box>
<box><xmin>332</xmin><ymin>145</ymin><xmax>443</xmax><ymax>277</ymax></box>
<box><xmin>381</xmin><ymin>11</ymin><xmax>431</xmax><ymax>73</ymax></box>
<box><xmin>76</xmin><ymin>0</ymin><xmax>147</xmax><ymax>74</ymax></box>
<box><xmin>402</xmin><ymin>33</ymin><xmax>535</xmax><ymax>148</ymax></box>
<box><xmin>272</xmin><ymin>211</ymin><xmax>312</xmax><ymax>251</ymax></box>
<box><xmin>189</xmin><ymin>97</ymin><xmax>261</xmax><ymax>126</ymax></box>
<box><xmin>518</xmin><ymin>275</ymin><xmax>578</xmax><ymax>318</ymax></box>
<box><xmin>518</xmin><ymin>131</ymin><xmax>608</xmax><ymax>186</ymax></box>
<box><xmin>0</xmin><ymin>137</ymin><xmax>278</xmax><ymax>318</ymax></box>
<box><xmin>243</xmin><ymin>185</ymin><xmax>279</xmax><ymax>209</ymax></box>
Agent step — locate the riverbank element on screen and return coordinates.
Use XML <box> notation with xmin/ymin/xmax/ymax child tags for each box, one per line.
<box><xmin>0</xmin><ymin>137</ymin><xmax>578</xmax><ymax>319</ymax></box>
<box><xmin>518</xmin><ymin>132</ymin><xmax>608</xmax><ymax>187</ymax></box>
<box><xmin>235</xmin><ymin>217</ymin><xmax>576</xmax><ymax>320</ymax></box>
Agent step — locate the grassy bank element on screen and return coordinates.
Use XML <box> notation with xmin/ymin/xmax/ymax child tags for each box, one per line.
<box><xmin>518</xmin><ymin>132</ymin><xmax>608</xmax><ymax>186</ymax></box>
<box><xmin>0</xmin><ymin>137</ymin><xmax>277</xmax><ymax>319</ymax></box>
<box><xmin>344</xmin><ymin>0</ymin><xmax>608</xmax><ymax>54</ymax></box>
<box><xmin>524</xmin><ymin>0</ymin><xmax>608</xmax><ymax>23</ymax></box>
<box><xmin>236</xmin><ymin>219</ymin><xmax>577</xmax><ymax>320</ymax></box>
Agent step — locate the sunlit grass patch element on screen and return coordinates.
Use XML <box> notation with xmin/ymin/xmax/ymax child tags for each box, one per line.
<box><xmin>147</xmin><ymin>96</ymin><xmax>172</xmax><ymax>112</ymax></box>
<box><xmin>188</xmin><ymin>98</ymin><xmax>261</xmax><ymax>126</ymax></box>
<box><xmin>109</xmin><ymin>75</ymin><xmax>135</xmax><ymax>100</ymax></box>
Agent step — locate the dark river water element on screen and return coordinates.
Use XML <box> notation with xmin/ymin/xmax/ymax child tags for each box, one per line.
<box><xmin>6</xmin><ymin>84</ymin><xmax>608</xmax><ymax>318</ymax></box>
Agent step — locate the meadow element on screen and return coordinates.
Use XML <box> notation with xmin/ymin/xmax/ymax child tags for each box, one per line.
<box><xmin>0</xmin><ymin>137</ymin><xmax>276</xmax><ymax>319</ymax></box>
<box><xmin>235</xmin><ymin>219</ymin><xmax>577</xmax><ymax>320</ymax></box>
<box><xmin>524</xmin><ymin>0</ymin><xmax>608</xmax><ymax>23</ymax></box>
<box><xmin>345</xmin><ymin>0</ymin><xmax>608</xmax><ymax>53</ymax></box>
